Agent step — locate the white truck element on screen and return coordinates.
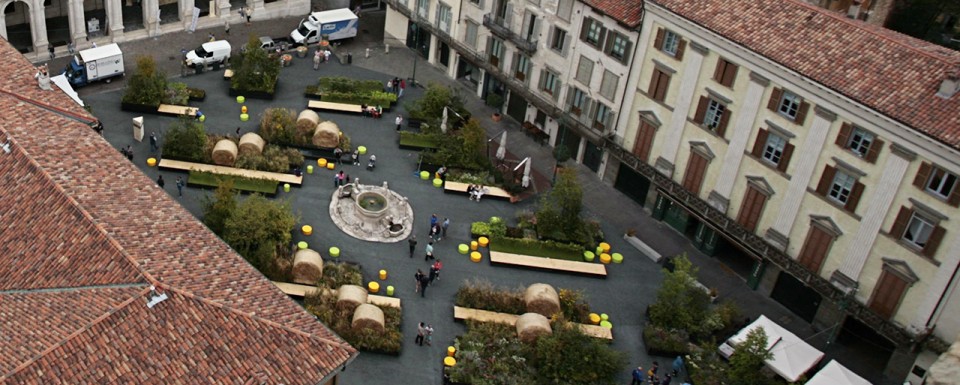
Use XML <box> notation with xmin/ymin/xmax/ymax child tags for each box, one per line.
<box><xmin>290</xmin><ymin>8</ymin><xmax>358</xmax><ymax>45</ymax></box>
<box><xmin>62</xmin><ymin>43</ymin><xmax>124</xmax><ymax>87</ymax></box>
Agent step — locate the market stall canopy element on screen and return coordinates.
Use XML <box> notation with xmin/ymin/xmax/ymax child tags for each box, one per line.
<box><xmin>805</xmin><ymin>360</ymin><xmax>872</xmax><ymax>385</ymax></box>
<box><xmin>719</xmin><ymin>315</ymin><xmax>825</xmax><ymax>382</ymax></box>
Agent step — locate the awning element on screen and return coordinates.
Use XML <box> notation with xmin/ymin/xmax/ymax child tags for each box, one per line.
<box><xmin>719</xmin><ymin>315</ymin><xmax>825</xmax><ymax>382</ymax></box>
<box><xmin>805</xmin><ymin>360</ymin><xmax>872</xmax><ymax>385</ymax></box>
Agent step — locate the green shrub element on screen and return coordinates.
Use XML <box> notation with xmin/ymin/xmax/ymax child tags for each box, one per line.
<box><xmin>455</xmin><ymin>279</ymin><xmax>525</xmax><ymax>315</ymax></box>
<box><xmin>163</xmin><ymin>82</ymin><xmax>190</xmax><ymax>105</ymax></box>
<box><xmin>221</xmin><ymin>195</ymin><xmax>297</xmax><ymax>280</ymax></box>
<box><xmin>445</xmin><ymin>321</ymin><xmax>535</xmax><ymax>385</ymax></box>
<box><xmin>448</xmin><ymin>170</ymin><xmax>491</xmax><ymax>185</ymax></box>
<box><xmin>186</xmin><ymin>87</ymin><xmax>206</xmax><ymax>100</ymax></box>
<box><xmin>558</xmin><ymin>289</ymin><xmax>591</xmax><ymax>324</ymax></box>
<box><xmin>122</xmin><ymin>56</ymin><xmax>166</xmax><ymax>106</ymax></box>
<box><xmin>399</xmin><ymin>131</ymin><xmax>440</xmax><ymax>149</ymax></box>
<box><xmin>532</xmin><ymin>322</ymin><xmax>626</xmax><ymax>385</ymax></box>
<box><xmin>642</xmin><ymin>324</ymin><xmax>691</xmax><ymax>356</ymax></box>
<box><xmin>406</xmin><ymin>83</ymin><xmax>470</xmax><ymax>129</ymax></box>
<box><xmin>201</xmin><ymin>179</ymin><xmax>238</xmax><ymax>235</ymax></box>
<box><xmin>648</xmin><ymin>255</ymin><xmax>714</xmax><ymax>338</ymax></box>
<box><xmin>319</xmin><ymin>262</ymin><xmax>363</xmax><ymax>288</ymax></box>
<box><xmin>471</xmin><ymin>221</ymin><xmax>491</xmax><ymax>237</ymax></box>
<box><xmin>313</xmin><ymin>77</ymin><xmax>398</xmax><ymax>105</ymax></box>
<box><xmin>232</xmin><ymin>36</ymin><xmax>281</xmax><ymax>93</ymax></box>
<box><xmin>162</xmin><ymin>117</ymin><xmax>207</xmax><ymax>162</ymax></box>
<box><xmin>485</xmin><ymin>93</ymin><xmax>504</xmax><ymax>108</ymax></box>
<box><xmin>687</xmin><ymin>340</ymin><xmax>728</xmax><ymax>385</ymax></box>
<box><xmin>258</xmin><ymin>108</ymin><xmax>298</xmax><ymax>145</ymax></box>
<box><xmin>190</xmin><ymin>171</ymin><xmax>278</xmax><ymax>194</ymax></box>
<box><xmin>235</xmin><ymin>145</ymin><xmax>302</xmax><ymax>173</ymax></box>
<box><xmin>488</xmin><ymin>236</ymin><xmax>584</xmax><ymax>261</ymax></box>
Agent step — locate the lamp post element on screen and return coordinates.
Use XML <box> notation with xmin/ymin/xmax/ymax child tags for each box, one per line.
<box><xmin>410</xmin><ymin>23</ymin><xmax>420</xmax><ymax>87</ymax></box>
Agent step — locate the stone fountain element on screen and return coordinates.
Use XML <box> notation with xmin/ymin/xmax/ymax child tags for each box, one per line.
<box><xmin>329</xmin><ymin>180</ymin><xmax>414</xmax><ymax>242</ymax></box>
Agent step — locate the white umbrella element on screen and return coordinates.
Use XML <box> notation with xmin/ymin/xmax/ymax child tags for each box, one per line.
<box><xmin>522</xmin><ymin>157</ymin><xmax>531</xmax><ymax>188</ymax></box>
<box><xmin>440</xmin><ymin>107</ymin><xmax>449</xmax><ymax>134</ymax></box>
<box><xmin>496</xmin><ymin>131</ymin><xmax>507</xmax><ymax>160</ymax></box>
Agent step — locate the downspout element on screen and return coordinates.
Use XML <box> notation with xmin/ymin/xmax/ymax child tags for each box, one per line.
<box><xmin>925</xmin><ymin>261</ymin><xmax>960</xmax><ymax>329</ymax></box>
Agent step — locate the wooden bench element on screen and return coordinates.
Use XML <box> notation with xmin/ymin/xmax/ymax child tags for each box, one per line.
<box><xmin>453</xmin><ymin>306</ymin><xmax>612</xmax><ymax>340</ymax></box>
<box><xmin>158</xmin><ymin>158</ymin><xmax>303</xmax><ymax>185</ymax></box>
<box><xmin>489</xmin><ymin>251</ymin><xmax>607</xmax><ymax>277</ymax></box>
<box><xmin>307</xmin><ymin>100</ymin><xmax>364</xmax><ymax>114</ymax></box>
<box><xmin>223</xmin><ymin>69</ymin><xmax>234</xmax><ymax>80</ymax></box>
<box><xmin>443</xmin><ymin>181</ymin><xmax>513</xmax><ymax>201</ymax></box>
<box><xmin>157</xmin><ymin>104</ymin><xmax>197</xmax><ymax>117</ymax></box>
<box><xmin>272</xmin><ymin>282</ymin><xmax>401</xmax><ymax>308</ymax></box>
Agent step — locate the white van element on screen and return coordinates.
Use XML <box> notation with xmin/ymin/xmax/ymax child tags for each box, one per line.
<box><xmin>184</xmin><ymin>40</ymin><xmax>232</xmax><ymax>67</ymax></box>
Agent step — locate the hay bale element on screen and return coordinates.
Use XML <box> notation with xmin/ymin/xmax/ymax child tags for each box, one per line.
<box><xmin>516</xmin><ymin>312</ymin><xmax>552</xmax><ymax>343</ymax></box>
<box><xmin>336</xmin><ymin>284</ymin><xmax>368</xmax><ymax>310</ymax></box>
<box><xmin>297</xmin><ymin>109</ymin><xmax>321</xmax><ymax>135</ymax></box>
<box><xmin>524</xmin><ymin>283</ymin><xmax>561</xmax><ymax>317</ymax></box>
<box><xmin>312</xmin><ymin>121</ymin><xmax>341</xmax><ymax>148</ymax></box>
<box><xmin>292</xmin><ymin>248</ymin><xmax>323</xmax><ymax>285</ymax></box>
<box><xmin>238</xmin><ymin>132</ymin><xmax>265</xmax><ymax>155</ymax></box>
<box><xmin>351</xmin><ymin>303</ymin><xmax>385</xmax><ymax>332</ymax></box>
<box><xmin>212</xmin><ymin>139</ymin><xmax>238</xmax><ymax>166</ymax></box>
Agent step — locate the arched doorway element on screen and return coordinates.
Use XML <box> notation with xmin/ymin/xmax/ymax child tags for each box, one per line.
<box><xmin>3</xmin><ymin>0</ymin><xmax>33</xmax><ymax>53</ymax></box>
<box><xmin>43</xmin><ymin>0</ymin><xmax>70</xmax><ymax>54</ymax></box>
<box><xmin>157</xmin><ymin>0</ymin><xmax>180</xmax><ymax>25</ymax></box>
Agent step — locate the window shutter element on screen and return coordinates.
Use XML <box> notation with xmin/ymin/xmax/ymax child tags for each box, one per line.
<box><xmin>620</xmin><ymin>41</ymin><xmax>633</xmax><ymax>64</ymax></box>
<box><xmin>647</xmin><ymin>70</ymin><xmax>659</xmax><ymax>97</ymax></box>
<box><xmin>767</xmin><ymin>88</ymin><xmax>783</xmax><ymax>112</ymax></box>
<box><xmin>836</xmin><ymin>123</ymin><xmax>853</xmax><ymax>147</ymax></box>
<box><xmin>564</xmin><ymin>86</ymin><xmax>575</xmax><ymax>109</ymax></box>
<box><xmin>675</xmin><ymin>39</ymin><xmax>686</xmax><ymax>60</ymax></box>
<box><xmin>815</xmin><ymin>165</ymin><xmax>836</xmax><ymax>196</ymax></box>
<box><xmin>716</xmin><ymin>108</ymin><xmax>731</xmax><ymax>137</ymax></box>
<box><xmin>693</xmin><ymin>96</ymin><xmax>708</xmax><ymax>124</ymax></box>
<box><xmin>865</xmin><ymin>138</ymin><xmax>883</xmax><ymax>163</ymax></box>
<box><xmin>597</xmin><ymin>27</ymin><xmax>607</xmax><ymax>47</ymax></box>
<box><xmin>913</xmin><ymin>162</ymin><xmax>932</xmax><ymax>189</ymax></box>
<box><xmin>722</xmin><ymin>62</ymin><xmax>739</xmax><ymax>87</ymax></box>
<box><xmin>653</xmin><ymin>28</ymin><xmax>665</xmax><ymax>50</ymax></box>
<box><xmin>777</xmin><ymin>142</ymin><xmax>794</xmax><ymax>173</ymax></box>
<box><xmin>889</xmin><ymin>206</ymin><xmax>912</xmax><ymax>238</ymax></box>
<box><xmin>751</xmin><ymin>129</ymin><xmax>769</xmax><ymax>158</ymax></box>
<box><xmin>948</xmin><ymin>183</ymin><xmax>960</xmax><ymax>207</ymax></box>
<box><xmin>561</xmin><ymin>34</ymin><xmax>570</xmax><ymax>56</ymax></box>
<box><xmin>924</xmin><ymin>225</ymin><xmax>946</xmax><ymax>257</ymax></box>
<box><xmin>555</xmin><ymin>79</ymin><xmax>563</xmax><ymax>101</ymax></box>
<box><xmin>845</xmin><ymin>181</ymin><xmax>864</xmax><ymax>212</ymax></box>
<box><xmin>579</xmin><ymin>18</ymin><xmax>591</xmax><ymax>42</ymax></box>
<box><xmin>604</xmin><ymin>32</ymin><xmax>615</xmax><ymax>55</ymax></box>
<box><xmin>656</xmin><ymin>73</ymin><xmax>670</xmax><ymax>101</ymax></box>
<box><xmin>538</xmin><ymin>70</ymin><xmax>547</xmax><ymax>90</ymax></box>
<box><xmin>532</xmin><ymin>17</ymin><xmax>542</xmax><ymax>41</ymax></box>
<box><xmin>713</xmin><ymin>59</ymin><xmax>725</xmax><ymax>83</ymax></box>
<box><xmin>795</xmin><ymin>101</ymin><xmax>810</xmax><ymax>125</ymax></box>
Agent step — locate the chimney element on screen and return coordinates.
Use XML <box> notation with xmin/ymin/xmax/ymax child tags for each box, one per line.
<box><xmin>937</xmin><ymin>66</ymin><xmax>960</xmax><ymax>99</ymax></box>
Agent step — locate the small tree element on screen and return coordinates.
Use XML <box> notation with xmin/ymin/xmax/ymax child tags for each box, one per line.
<box><xmin>459</xmin><ymin>118</ymin><xmax>488</xmax><ymax>168</ymax></box>
<box><xmin>222</xmin><ymin>195</ymin><xmax>297</xmax><ymax>277</ymax></box>
<box><xmin>232</xmin><ymin>35</ymin><xmax>281</xmax><ymax>93</ymax></box>
<box><xmin>648</xmin><ymin>254</ymin><xmax>712</xmax><ymax>334</ymax></box>
<box><xmin>122</xmin><ymin>56</ymin><xmax>166</xmax><ymax>105</ymax></box>
<box><xmin>532</xmin><ymin>322</ymin><xmax>626</xmax><ymax>385</ymax></box>
<box><xmin>201</xmin><ymin>179</ymin><xmax>238</xmax><ymax>235</ymax></box>
<box><xmin>161</xmin><ymin>117</ymin><xmax>207</xmax><ymax>162</ymax></box>
<box><xmin>405</xmin><ymin>83</ymin><xmax>469</xmax><ymax>131</ymax></box>
<box><xmin>727</xmin><ymin>328</ymin><xmax>774</xmax><ymax>385</ymax></box>
<box><xmin>536</xmin><ymin>168</ymin><xmax>584</xmax><ymax>239</ymax></box>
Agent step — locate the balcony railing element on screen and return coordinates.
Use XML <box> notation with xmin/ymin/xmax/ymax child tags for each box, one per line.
<box><xmin>482</xmin><ymin>13</ymin><xmax>538</xmax><ymax>54</ymax></box>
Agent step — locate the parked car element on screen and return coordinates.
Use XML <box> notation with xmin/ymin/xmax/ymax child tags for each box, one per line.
<box><xmin>184</xmin><ymin>40</ymin><xmax>232</xmax><ymax>67</ymax></box>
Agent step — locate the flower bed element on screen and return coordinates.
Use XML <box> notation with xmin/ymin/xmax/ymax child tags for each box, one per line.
<box><xmin>304</xmin><ymin>76</ymin><xmax>397</xmax><ymax>107</ymax></box>
<box><xmin>488</xmin><ymin>237</ymin><xmax>584</xmax><ymax>262</ymax></box>
<box><xmin>455</xmin><ymin>279</ymin><xmax>591</xmax><ymax>324</ymax></box>
<box><xmin>187</xmin><ymin>170</ymin><xmax>278</xmax><ymax>194</ymax></box>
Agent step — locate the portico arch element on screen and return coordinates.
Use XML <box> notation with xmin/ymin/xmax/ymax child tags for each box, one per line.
<box><xmin>1</xmin><ymin>0</ymin><xmax>35</xmax><ymax>53</ymax></box>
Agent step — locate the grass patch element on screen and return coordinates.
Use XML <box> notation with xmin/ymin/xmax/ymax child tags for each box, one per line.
<box><xmin>187</xmin><ymin>170</ymin><xmax>278</xmax><ymax>194</ymax></box>
<box><xmin>489</xmin><ymin>236</ymin><xmax>585</xmax><ymax>261</ymax></box>
<box><xmin>399</xmin><ymin>132</ymin><xmax>440</xmax><ymax>149</ymax></box>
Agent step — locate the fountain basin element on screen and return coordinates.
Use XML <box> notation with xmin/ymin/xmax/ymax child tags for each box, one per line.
<box><xmin>356</xmin><ymin>191</ymin><xmax>389</xmax><ymax>218</ymax></box>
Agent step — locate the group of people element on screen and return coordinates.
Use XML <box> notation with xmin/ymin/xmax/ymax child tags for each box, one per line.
<box><xmin>466</xmin><ymin>184</ymin><xmax>488</xmax><ymax>202</ymax></box>
<box><xmin>386</xmin><ymin>77</ymin><xmax>406</xmax><ymax>98</ymax></box>
<box><xmin>119</xmin><ymin>145</ymin><xmax>134</xmax><ymax>161</ymax></box>
<box><xmin>428</xmin><ymin>214</ymin><xmax>450</xmax><ymax>242</ymax></box>
<box><xmin>631</xmin><ymin>357</ymin><xmax>685</xmax><ymax>385</ymax></box>
<box><xmin>413</xmin><ymin>259</ymin><xmax>443</xmax><ymax>297</ymax></box>
<box><xmin>313</xmin><ymin>48</ymin><xmax>333</xmax><ymax>70</ymax></box>
<box><xmin>414</xmin><ymin>322</ymin><xmax>434</xmax><ymax>346</ymax></box>
<box><xmin>360</xmin><ymin>103</ymin><xmax>383</xmax><ymax>118</ymax></box>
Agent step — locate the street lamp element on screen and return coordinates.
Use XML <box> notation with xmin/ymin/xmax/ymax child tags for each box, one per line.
<box><xmin>409</xmin><ymin>23</ymin><xmax>421</xmax><ymax>87</ymax></box>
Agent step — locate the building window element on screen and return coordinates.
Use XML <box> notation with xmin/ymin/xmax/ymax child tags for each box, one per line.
<box><xmin>903</xmin><ymin>213</ymin><xmax>935</xmax><ymax>249</ymax></box>
<box><xmin>662</xmin><ymin>31</ymin><xmax>679</xmax><ymax>55</ymax></box>
<box><xmin>437</xmin><ymin>4</ymin><xmax>453</xmax><ymax>33</ymax></box>
<box><xmin>567</xmin><ymin>87</ymin><xmax>589</xmax><ymax>116</ymax></box>
<box><xmin>488</xmin><ymin>37</ymin><xmax>504</xmax><ymax>67</ymax></box>
<box><xmin>751</xmin><ymin>128</ymin><xmax>794</xmax><ymax>173</ymax></box>
<box><xmin>890</xmin><ymin>206</ymin><xmax>947</xmax><ymax>257</ymax></box>
<box><xmin>736</xmin><ymin>184</ymin><xmax>768</xmax><ymax>232</ymax></box>
<box><xmin>468</xmin><ymin>0</ymin><xmax>482</xmax><ymax>7</ymax></box>
<box><xmin>647</xmin><ymin>68</ymin><xmax>671</xmax><ymax>102</ymax></box>
<box><xmin>549</xmin><ymin>27</ymin><xmax>568</xmax><ymax>56</ymax></box>
<box><xmin>768</xmin><ymin>88</ymin><xmax>810</xmax><ymax>125</ymax></box>
<box><xmin>797</xmin><ymin>224</ymin><xmax>836</xmax><ymax>274</ymax></box>
<box><xmin>704</xmin><ymin>100</ymin><xmax>725</xmax><ymax>130</ymax></box>
<box><xmin>778</xmin><ymin>91</ymin><xmax>801</xmax><ymax>119</ymax></box>
<box><xmin>868</xmin><ymin>269</ymin><xmax>910</xmax><ymax>320</ymax></box>
<box><xmin>634</xmin><ymin>119</ymin><xmax>657</xmax><ymax>162</ymax></box>
<box><xmin>693</xmin><ymin>96</ymin><xmax>730</xmax><ymax>137</ymax></box>
<box><xmin>599</xmin><ymin>70</ymin><xmax>618</xmax><ymax>101</ymax></box>
<box><xmin>763</xmin><ymin>134</ymin><xmax>786</xmax><ymax>165</ymax></box>
<box><xmin>556</xmin><ymin>0</ymin><xmax>573</xmax><ymax>20</ymax></box>
<box><xmin>464</xmin><ymin>20</ymin><xmax>479</xmax><ymax>49</ymax></box>
<box><xmin>682</xmin><ymin>151</ymin><xmax>710</xmax><ymax>195</ymax></box>
<box><xmin>575</xmin><ymin>55</ymin><xmax>593</xmax><ymax>86</ymax></box>
<box><xmin>848</xmin><ymin>128</ymin><xmax>874</xmax><ymax>157</ymax></box>
<box><xmin>417</xmin><ymin>0</ymin><xmax>429</xmax><ymax>18</ymax></box>
<box><xmin>593</xmin><ymin>103</ymin><xmax>612</xmax><ymax>130</ymax></box>
<box><xmin>713</xmin><ymin>58</ymin><xmax>738</xmax><ymax>87</ymax></box>
<box><xmin>828</xmin><ymin>171</ymin><xmax>857</xmax><ymax>204</ymax></box>
<box><xmin>582</xmin><ymin>18</ymin><xmax>605</xmax><ymax>46</ymax></box>
<box><xmin>606</xmin><ymin>32</ymin><xmax>632</xmax><ymax>63</ymax></box>
<box><xmin>836</xmin><ymin>123</ymin><xmax>883</xmax><ymax>163</ymax></box>
<box><xmin>513</xmin><ymin>54</ymin><xmax>530</xmax><ymax>82</ymax></box>
<box><xmin>914</xmin><ymin>162</ymin><xmax>960</xmax><ymax>205</ymax></box>
<box><xmin>539</xmin><ymin>69</ymin><xmax>561</xmax><ymax>100</ymax></box>
<box><xmin>815</xmin><ymin>165</ymin><xmax>865</xmax><ymax>212</ymax></box>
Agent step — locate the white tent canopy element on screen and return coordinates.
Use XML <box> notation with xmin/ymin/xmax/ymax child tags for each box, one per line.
<box><xmin>50</xmin><ymin>74</ymin><xmax>84</xmax><ymax>106</ymax></box>
<box><xmin>805</xmin><ymin>360</ymin><xmax>872</xmax><ymax>385</ymax></box>
<box><xmin>719</xmin><ymin>315</ymin><xmax>825</xmax><ymax>382</ymax></box>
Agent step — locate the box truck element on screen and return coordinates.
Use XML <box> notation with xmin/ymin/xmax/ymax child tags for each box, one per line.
<box><xmin>290</xmin><ymin>8</ymin><xmax>358</xmax><ymax>45</ymax></box>
<box><xmin>63</xmin><ymin>43</ymin><xmax>124</xmax><ymax>87</ymax></box>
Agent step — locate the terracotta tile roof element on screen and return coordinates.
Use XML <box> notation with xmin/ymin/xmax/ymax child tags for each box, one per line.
<box><xmin>582</xmin><ymin>0</ymin><xmax>644</xmax><ymax>28</ymax></box>
<box><xmin>0</xmin><ymin>38</ymin><xmax>355</xmax><ymax>383</ymax></box>
<box><xmin>650</xmin><ymin>0</ymin><xmax>960</xmax><ymax>149</ymax></box>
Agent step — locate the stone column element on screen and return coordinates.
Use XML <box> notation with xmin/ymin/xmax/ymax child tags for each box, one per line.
<box><xmin>218</xmin><ymin>0</ymin><xmax>231</xmax><ymax>20</ymax></box>
<box><xmin>707</xmin><ymin>71</ymin><xmax>769</xmax><ymax>213</ymax></box>
<box><xmin>181</xmin><ymin>0</ymin><xmax>196</xmax><ymax>30</ymax></box>
<box><xmin>765</xmin><ymin>106</ymin><xmax>835</xmax><ymax>250</ymax></box>
<box><xmin>105</xmin><ymin>0</ymin><xmax>124</xmax><ymax>40</ymax></box>
<box><xmin>30</xmin><ymin>1</ymin><xmax>49</xmax><ymax>56</ymax></box>
<box><xmin>653</xmin><ymin>42</ymin><xmax>707</xmax><ymax>178</ymax></box>
<box><xmin>68</xmin><ymin>0</ymin><xmax>87</xmax><ymax>43</ymax></box>
<box><xmin>251</xmin><ymin>0</ymin><xmax>264</xmax><ymax>14</ymax></box>
<box><xmin>833</xmin><ymin>144</ymin><xmax>913</xmax><ymax>285</ymax></box>
<box><xmin>0</xmin><ymin>16</ymin><xmax>7</xmax><ymax>40</ymax></box>
<box><xmin>142</xmin><ymin>0</ymin><xmax>159</xmax><ymax>36</ymax></box>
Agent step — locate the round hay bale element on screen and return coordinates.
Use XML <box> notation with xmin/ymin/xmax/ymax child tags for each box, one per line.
<box><xmin>351</xmin><ymin>303</ymin><xmax>385</xmax><ymax>332</ymax></box>
<box><xmin>212</xmin><ymin>139</ymin><xmax>238</xmax><ymax>166</ymax></box>
<box><xmin>312</xmin><ymin>121</ymin><xmax>341</xmax><ymax>148</ymax></box>
<box><xmin>516</xmin><ymin>312</ymin><xmax>552</xmax><ymax>343</ymax></box>
<box><xmin>524</xmin><ymin>283</ymin><xmax>561</xmax><ymax>317</ymax></box>
<box><xmin>336</xmin><ymin>284</ymin><xmax>368</xmax><ymax>310</ymax></box>
<box><xmin>292</xmin><ymin>248</ymin><xmax>323</xmax><ymax>285</ymax></box>
<box><xmin>238</xmin><ymin>132</ymin><xmax>265</xmax><ymax>155</ymax></box>
<box><xmin>297</xmin><ymin>109</ymin><xmax>321</xmax><ymax>135</ymax></box>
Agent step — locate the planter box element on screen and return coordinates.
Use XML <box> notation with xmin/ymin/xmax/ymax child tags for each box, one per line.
<box><xmin>120</xmin><ymin>102</ymin><xmax>161</xmax><ymax>114</ymax></box>
<box><xmin>229</xmin><ymin>85</ymin><xmax>276</xmax><ymax>100</ymax></box>
<box><xmin>187</xmin><ymin>88</ymin><xmax>206</xmax><ymax>102</ymax></box>
<box><xmin>624</xmin><ymin>234</ymin><xmax>663</xmax><ymax>263</ymax></box>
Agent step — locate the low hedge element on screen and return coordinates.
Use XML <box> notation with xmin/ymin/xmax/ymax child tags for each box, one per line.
<box><xmin>488</xmin><ymin>236</ymin><xmax>585</xmax><ymax>262</ymax></box>
<box><xmin>399</xmin><ymin>132</ymin><xmax>440</xmax><ymax>150</ymax></box>
<box><xmin>187</xmin><ymin>170</ymin><xmax>278</xmax><ymax>194</ymax></box>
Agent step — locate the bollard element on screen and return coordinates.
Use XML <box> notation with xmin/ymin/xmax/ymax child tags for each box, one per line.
<box><xmin>385</xmin><ymin>43</ymin><xmax>390</xmax><ymax>54</ymax></box>
<box><xmin>241</xmin><ymin>105</ymin><xmax>248</xmax><ymax>114</ymax></box>
<box><xmin>307</xmin><ymin>165</ymin><xmax>314</xmax><ymax>174</ymax></box>
<box><xmin>379</xmin><ymin>269</ymin><xmax>387</xmax><ymax>280</ymax></box>
<box><xmin>297</xmin><ymin>241</ymin><xmax>308</xmax><ymax>250</ymax></box>
<box><xmin>283</xmin><ymin>183</ymin><xmax>291</xmax><ymax>192</ymax></box>
<box><xmin>365</xmin><ymin>48</ymin><xmax>370</xmax><ymax>58</ymax></box>
<box><xmin>386</xmin><ymin>285</ymin><xmax>395</xmax><ymax>296</ymax></box>
<box><xmin>301</xmin><ymin>225</ymin><xmax>313</xmax><ymax>235</ymax></box>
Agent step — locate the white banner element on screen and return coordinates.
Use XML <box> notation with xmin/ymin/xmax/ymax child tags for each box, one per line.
<box><xmin>189</xmin><ymin>7</ymin><xmax>201</xmax><ymax>32</ymax></box>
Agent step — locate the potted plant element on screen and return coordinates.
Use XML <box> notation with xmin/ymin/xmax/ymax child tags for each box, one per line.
<box><xmin>486</xmin><ymin>93</ymin><xmax>504</xmax><ymax>121</ymax></box>
<box><xmin>296</xmin><ymin>46</ymin><xmax>308</xmax><ymax>58</ymax></box>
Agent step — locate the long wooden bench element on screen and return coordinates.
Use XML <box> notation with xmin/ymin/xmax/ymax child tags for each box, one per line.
<box><xmin>272</xmin><ymin>281</ymin><xmax>401</xmax><ymax>308</ymax></box>
<box><xmin>453</xmin><ymin>306</ymin><xmax>612</xmax><ymax>340</ymax></box>
<box><xmin>489</xmin><ymin>250</ymin><xmax>607</xmax><ymax>277</ymax></box>
<box><xmin>157</xmin><ymin>104</ymin><xmax>197</xmax><ymax>117</ymax></box>
<box><xmin>443</xmin><ymin>181</ymin><xmax>513</xmax><ymax>201</ymax></box>
<box><xmin>158</xmin><ymin>159</ymin><xmax>303</xmax><ymax>185</ymax></box>
<box><xmin>307</xmin><ymin>100</ymin><xmax>364</xmax><ymax>114</ymax></box>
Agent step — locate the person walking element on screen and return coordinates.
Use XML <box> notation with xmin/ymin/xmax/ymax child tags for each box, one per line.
<box><xmin>428</xmin><ymin>264</ymin><xmax>437</xmax><ymax>285</ymax></box>
<box><xmin>386</xmin><ymin>79</ymin><xmax>393</xmax><ymax>93</ymax></box>
<box><xmin>334</xmin><ymin>147</ymin><xmax>343</xmax><ymax>164</ymax></box>
<box><xmin>393</xmin><ymin>77</ymin><xmax>401</xmax><ymax>95</ymax></box>
<box><xmin>415</xmin><ymin>322</ymin><xmax>425</xmax><ymax>345</ymax></box>
<box><xmin>239</xmin><ymin>7</ymin><xmax>247</xmax><ymax>23</ymax></box>
<box><xmin>429</xmin><ymin>224</ymin><xmax>440</xmax><ymax>243</ymax></box>
<box><xmin>414</xmin><ymin>269</ymin><xmax>424</xmax><ymax>293</ymax></box>
<box><xmin>425</xmin><ymin>324</ymin><xmax>434</xmax><ymax>346</ymax></box>
<box><xmin>408</xmin><ymin>235</ymin><xmax>417</xmax><ymax>258</ymax></box>
<box><xmin>398</xmin><ymin>79</ymin><xmax>406</xmax><ymax>98</ymax></box>
<box><xmin>224</xmin><ymin>20</ymin><xmax>230</xmax><ymax>35</ymax></box>
<box><xmin>424</xmin><ymin>241</ymin><xmax>434</xmax><ymax>261</ymax></box>
<box><xmin>441</xmin><ymin>218</ymin><xmax>450</xmax><ymax>240</ymax></box>
<box><xmin>176</xmin><ymin>177</ymin><xmax>184</xmax><ymax>197</ymax></box>
<box><xmin>419</xmin><ymin>272</ymin><xmax>431</xmax><ymax>297</ymax></box>
<box><xmin>395</xmin><ymin>114</ymin><xmax>403</xmax><ymax>131</ymax></box>
<box><xmin>429</xmin><ymin>214</ymin><xmax>438</xmax><ymax>231</ymax></box>
<box><xmin>157</xmin><ymin>175</ymin><xmax>165</xmax><ymax>189</ymax></box>
<box><xmin>244</xmin><ymin>7</ymin><xmax>252</xmax><ymax>24</ymax></box>
<box><xmin>631</xmin><ymin>366</ymin><xmax>644</xmax><ymax>385</ymax></box>
<box><xmin>432</xmin><ymin>259</ymin><xmax>443</xmax><ymax>281</ymax></box>
<box><xmin>149</xmin><ymin>132</ymin><xmax>158</xmax><ymax>152</ymax></box>
<box><xmin>313</xmin><ymin>50</ymin><xmax>321</xmax><ymax>70</ymax></box>
<box><xmin>324</xmin><ymin>49</ymin><xmax>331</xmax><ymax>63</ymax></box>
